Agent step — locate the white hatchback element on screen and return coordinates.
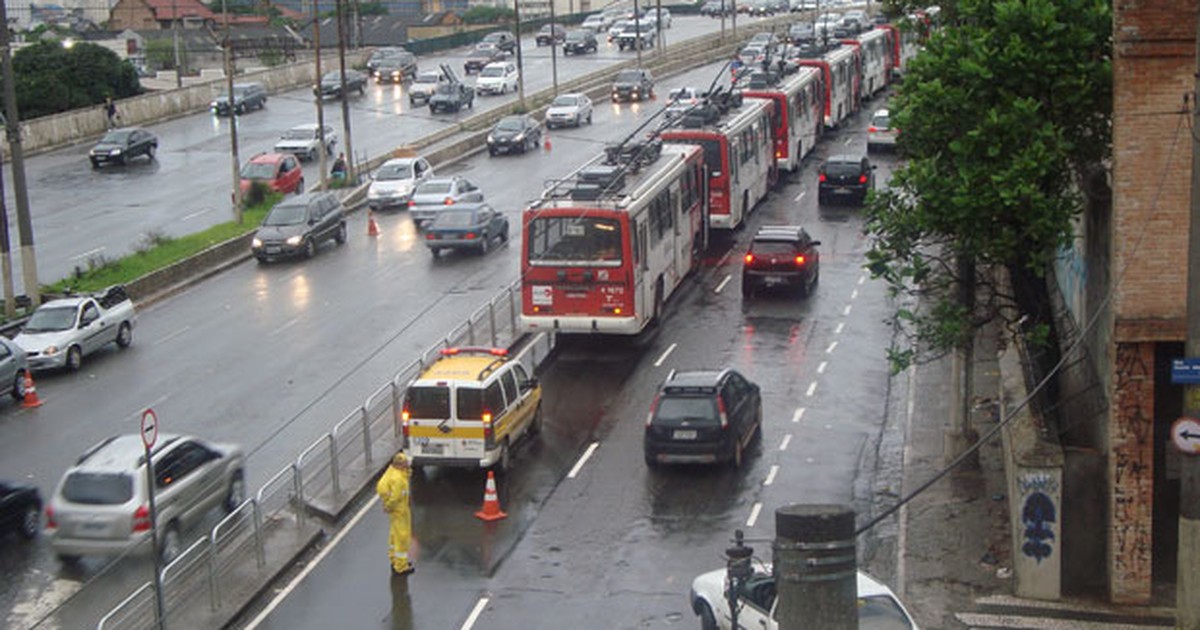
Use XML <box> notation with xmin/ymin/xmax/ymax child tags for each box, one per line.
<box><xmin>868</xmin><ymin>108</ymin><xmax>898</xmax><ymax>150</ymax></box>
<box><xmin>475</xmin><ymin>62</ymin><xmax>519</xmax><ymax>96</ymax></box>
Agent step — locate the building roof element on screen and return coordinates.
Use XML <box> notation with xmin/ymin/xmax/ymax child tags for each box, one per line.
<box><xmin>143</xmin><ymin>0</ymin><xmax>216</xmax><ymax>21</ymax></box>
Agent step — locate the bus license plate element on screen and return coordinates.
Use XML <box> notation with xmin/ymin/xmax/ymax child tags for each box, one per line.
<box><xmin>673</xmin><ymin>430</ymin><xmax>697</xmax><ymax>440</ymax></box>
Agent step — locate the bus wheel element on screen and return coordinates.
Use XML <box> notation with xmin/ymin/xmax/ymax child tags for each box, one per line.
<box><xmin>653</xmin><ymin>279</ymin><xmax>664</xmax><ymax>324</ymax></box>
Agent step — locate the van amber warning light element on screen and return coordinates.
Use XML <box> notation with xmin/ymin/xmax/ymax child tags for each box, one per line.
<box><xmin>440</xmin><ymin>347</ymin><xmax>508</xmax><ymax>356</ymax></box>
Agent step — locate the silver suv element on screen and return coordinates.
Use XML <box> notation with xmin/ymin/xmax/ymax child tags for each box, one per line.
<box><xmin>47</xmin><ymin>434</ymin><xmax>245</xmax><ymax>564</ymax></box>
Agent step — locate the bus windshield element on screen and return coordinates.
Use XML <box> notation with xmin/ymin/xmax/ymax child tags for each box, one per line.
<box><xmin>527</xmin><ymin>216</ymin><xmax>623</xmax><ymax>264</ymax></box>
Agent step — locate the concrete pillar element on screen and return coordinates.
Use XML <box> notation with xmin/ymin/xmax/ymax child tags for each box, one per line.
<box><xmin>773</xmin><ymin>504</ymin><xmax>857</xmax><ymax>630</ymax></box>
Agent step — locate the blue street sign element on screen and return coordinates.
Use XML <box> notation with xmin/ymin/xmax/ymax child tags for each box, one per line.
<box><xmin>1172</xmin><ymin>358</ymin><xmax>1200</xmax><ymax>384</ymax></box>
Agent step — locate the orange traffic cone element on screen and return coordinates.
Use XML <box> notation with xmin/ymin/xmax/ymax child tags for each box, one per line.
<box><xmin>367</xmin><ymin>210</ymin><xmax>380</xmax><ymax>237</ymax></box>
<box><xmin>21</xmin><ymin>373</ymin><xmax>42</xmax><ymax>408</ymax></box>
<box><xmin>474</xmin><ymin>470</ymin><xmax>507</xmax><ymax>522</ymax></box>
<box><xmin>543</xmin><ymin>132</ymin><xmax>552</xmax><ymax>152</ymax></box>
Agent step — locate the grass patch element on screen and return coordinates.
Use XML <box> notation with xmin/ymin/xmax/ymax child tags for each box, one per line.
<box><xmin>46</xmin><ymin>193</ymin><xmax>282</xmax><ymax>295</ymax></box>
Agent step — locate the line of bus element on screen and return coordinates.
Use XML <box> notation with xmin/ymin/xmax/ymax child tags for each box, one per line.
<box><xmin>740</xmin><ymin>66</ymin><xmax>825</xmax><ymax>174</ymax></box>
<box><xmin>843</xmin><ymin>26</ymin><xmax>896</xmax><ymax>99</ymax></box>
<box><xmin>793</xmin><ymin>40</ymin><xmax>862</xmax><ymax>129</ymax></box>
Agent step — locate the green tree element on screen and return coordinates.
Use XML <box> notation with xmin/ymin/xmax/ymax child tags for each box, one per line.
<box><xmin>12</xmin><ymin>41</ymin><xmax>140</xmax><ymax>120</ymax></box>
<box><xmin>462</xmin><ymin>6</ymin><xmax>515</xmax><ymax>24</ymax></box>
<box><xmin>862</xmin><ymin>0</ymin><xmax>1112</xmax><ymax>370</ymax></box>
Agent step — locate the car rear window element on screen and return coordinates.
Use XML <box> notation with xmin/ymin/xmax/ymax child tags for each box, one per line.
<box><xmin>418</xmin><ymin>181</ymin><xmax>454</xmax><ymax>195</ymax></box>
<box><xmin>750</xmin><ymin>241</ymin><xmax>796</xmax><ymax>255</ymax></box>
<box><xmin>824</xmin><ymin>161</ymin><xmax>863</xmax><ymax>178</ymax></box>
<box><xmin>62</xmin><ymin>471</ymin><xmax>134</xmax><ymax>505</ymax></box>
<box><xmin>456</xmin><ymin>388</ymin><xmax>484</xmax><ymax>420</ymax></box>
<box><xmin>871</xmin><ymin>113</ymin><xmax>890</xmax><ymax>129</ymax></box>
<box><xmin>406</xmin><ymin>386</ymin><xmax>450</xmax><ymax>419</ymax></box>
<box><xmin>653</xmin><ymin>396</ymin><xmax>719</xmax><ymax>427</ymax></box>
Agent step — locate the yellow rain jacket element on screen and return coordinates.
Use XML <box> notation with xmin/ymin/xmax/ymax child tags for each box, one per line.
<box><xmin>376</xmin><ymin>463</ymin><xmax>412</xmax><ymax>574</ymax></box>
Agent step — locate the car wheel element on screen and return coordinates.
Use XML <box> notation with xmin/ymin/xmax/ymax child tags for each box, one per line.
<box><xmin>147</xmin><ymin>145</ymin><xmax>156</xmax><ymax>159</ymax></box>
<box><xmin>644</xmin><ymin>451</ymin><xmax>658</xmax><ymax>468</ymax></box>
<box><xmin>501</xmin><ymin>84</ymin><xmax>507</xmax><ymax>95</ymax></box>
<box><xmin>306</xmin><ymin>149</ymin><xmax>316</xmax><ymax>162</ymax></box>
<box><xmin>65</xmin><ymin>345</ymin><xmax>83</xmax><ymax>372</ymax></box>
<box><xmin>90</xmin><ymin>159</ymin><xmax>100</xmax><ymax>169</ymax></box>
<box><xmin>335</xmin><ymin>222</ymin><xmax>347</xmax><ymax>245</ymax></box>
<box><xmin>488</xmin><ymin>148</ymin><xmax>497</xmax><ymax>157</ymax></box>
<box><xmin>57</xmin><ymin>554</ymin><xmax>81</xmax><ymax>565</ymax></box>
<box><xmin>11</xmin><ymin>370</ymin><xmax>26</xmax><ymax>400</ymax></box>
<box><xmin>742</xmin><ymin>279</ymin><xmax>755</xmax><ymax>298</ymax></box>
<box><xmin>116</xmin><ymin>322</ymin><xmax>133</xmax><ymax>348</ymax></box>
<box><xmin>430</xmin><ymin>247</ymin><xmax>440</xmax><ymax>258</ymax></box>
<box><xmin>500</xmin><ymin>225</ymin><xmax>509</xmax><ymax>242</ymax></box>
<box><xmin>18</xmin><ymin>504</ymin><xmax>39</xmax><ymax>540</ymax></box>
<box><xmin>587</xmin><ymin>112</ymin><xmax>593</xmax><ymax>125</ymax></box>
<box><xmin>296</xmin><ymin>178</ymin><xmax>305</xmax><ymax>194</ymax></box>
<box><xmin>224</xmin><ymin>470</ymin><xmax>246</xmax><ymax>512</ymax></box>
<box><xmin>696</xmin><ymin>602</ymin><xmax>718</xmax><ymax>630</ymax></box>
<box><xmin>479</xmin><ymin>234</ymin><xmax>490</xmax><ymax>255</ymax></box>
<box><xmin>304</xmin><ymin>238</ymin><xmax>317</xmax><ymax>259</ymax></box>
<box><xmin>159</xmin><ymin>522</ymin><xmax>182</xmax><ymax>564</ymax></box>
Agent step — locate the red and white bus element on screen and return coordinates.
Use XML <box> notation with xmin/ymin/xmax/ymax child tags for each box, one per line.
<box><xmin>661</xmin><ymin>95</ymin><xmax>775</xmax><ymax>230</ymax></box>
<box><xmin>520</xmin><ymin>141</ymin><xmax>708</xmax><ymax>336</ymax></box>
<box><xmin>740</xmin><ymin>66</ymin><xmax>825</xmax><ymax>174</ymax></box>
<box><xmin>877</xmin><ymin>22</ymin><xmax>923</xmax><ymax>78</ymax></box>
<box><xmin>843</xmin><ymin>27</ymin><xmax>895</xmax><ymax>99</ymax></box>
<box><xmin>795</xmin><ymin>42</ymin><xmax>861</xmax><ymax>129</ymax></box>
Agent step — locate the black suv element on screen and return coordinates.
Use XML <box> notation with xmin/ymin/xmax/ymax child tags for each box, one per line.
<box><xmin>817</xmin><ymin>154</ymin><xmax>875</xmax><ymax>205</ymax></box>
<box><xmin>644</xmin><ymin>369</ymin><xmax>762</xmax><ymax>468</ymax></box>
<box><xmin>372</xmin><ymin>51</ymin><xmax>417</xmax><ymax>83</ymax></box>
<box><xmin>536</xmin><ymin>23</ymin><xmax>567</xmax><ymax>46</ymax></box>
<box><xmin>211</xmin><ymin>82</ymin><xmax>267</xmax><ymax>116</ymax></box>
<box><xmin>316</xmin><ymin>70</ymin><xmax>368</xmax><ymax>98</ymax></box>
<box><xmin>611</xmin><ymin>68</ymin><xmax>655</xmax><ymax>102</ymax></box>
<box><xmin>563</xmin><ymin>29</ymin><xmax>598</xmax><ymax>55</ymax></box>
<box><xmin>742</xmin><ymin>225</ymin><xmax>821</xmax><ymax>297</ymax></box>
<box><xmin>251</xmin><ymin>192</ymin><xmax>347</xmax><ymax>262</ymax></box>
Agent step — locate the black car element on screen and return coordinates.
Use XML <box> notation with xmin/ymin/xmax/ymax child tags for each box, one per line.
<box><xmin>366</xmin><ymin>47</ymin><xmax>409</xmax><ymax>73</ymax></box>
<box><xmin>818</xmin><ymin>154</ymin><xmax>876</xmax><ymax>205</ymax></box>
<box><xmin>315</xmin><ymin>70</ymin><xmax>368</xmax><ymax>98</ymax></box>
<box><xmin>251</xmin><ymin>192</ymin><xmax>347</xmax><ymax>263</ymax></box>
<box><xmin>644</xmin><ymin>369</ymin><xmax>762</xmax><ymax>468</ymax></box>
<box><xmin>562</xmin><ymin>29</ymin><xmax>598</xmax><ymax>55</ymax></box>
<box><xmin>423</xmin><ymin>202</ymin><xmax>510</xmax><ymax>257</ymax></box>
<box><xmin>479</xmin><ymin>30</ymin><xmax>517</xmax><ymax>53</ymax></box>
<box><xmin>0</xmin><ymin>480</ymin><xmax>42</xmax><ymax>540</ymax></box>
<box><xmin>742</xmin><ymin>225</ymin><xmax>821</xmax><ymax>297</ymax></box>
<box><xmin>371</xmin><ymin>51</ymin><xmax>418</xmax><ymax>83</ymax></box>
<box><xmin>89</xmin><ymin>127</ymin><xmax>158</xmax><ymax>168</ymax></box>
<box><xmin>210</xmin><ymin>82</ymin><xmax>267</xmax><ymax>116</ymax></box>
<box><xmin>464</xmin><ymin>45</ymin><xmax>509</xmax><ymax>74</ymax></box>
<box><xmin>611</xmin><ymin>68</ymin><xmax>655</xmax><ymax>102</ymax></box>
<box><xmin>488</xmin><ymin>115</ymin><xmax>542</xmax><ymax>156</ymax></box>
<box><xmin>536</xmin><ymin>23</ymin><xmax>567</xmax><ymax>46</ymax></box>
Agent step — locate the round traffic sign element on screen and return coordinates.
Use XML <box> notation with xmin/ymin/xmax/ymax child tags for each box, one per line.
<box><xmin>141</xmin><ymin>408</ymin><xmax>159</xmax><ymax>449</ymax></box>
<box><xmin>1171</xmin><ymin>417</ymin><xmax>1200</xmax><ymax>456</ymax></box>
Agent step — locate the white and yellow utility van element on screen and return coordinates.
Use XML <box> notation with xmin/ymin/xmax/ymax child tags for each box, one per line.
<box><xmin>402</xmin><ymin>347</ymin><xmax>543</xmax><ymax>471</ymax></box>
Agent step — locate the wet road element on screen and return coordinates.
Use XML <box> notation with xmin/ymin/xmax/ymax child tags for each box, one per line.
<box><xmin>0</xmin><ymin>15</ymin><xmax>735</xmax><ymax>289</ymax></box>
<box><xmin>243</xmin><ymin>87</ymin><xmax>907</xmax><ymax>627</ymax></box>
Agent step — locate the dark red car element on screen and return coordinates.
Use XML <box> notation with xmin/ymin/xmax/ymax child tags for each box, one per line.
<box><xmin>240</xmin><ymin>152</ymin><xmax>305</xmax><ymax>195</ymax></box>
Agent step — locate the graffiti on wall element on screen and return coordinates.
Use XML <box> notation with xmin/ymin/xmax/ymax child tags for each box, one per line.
<box><xmin>1111</xmin><ymin>342</ymin><xmax>1154</xmax><ymax>599</ymax></box>
<box><xmin>1019</xmin><ymin>472</ymin><xmax>1058</xmax><ymax>563</ymax></box>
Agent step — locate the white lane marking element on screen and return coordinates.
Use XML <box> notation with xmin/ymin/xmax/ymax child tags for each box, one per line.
<box><xmin>746</xmin><ymin>502</ymin><xmax>762</xmax><ymax>527</ymax></box>
<box><xmin>5</xmin><ymin>578</ymin><xmax>82</xmax><ymax>630</ymax></box>
<box><xmin>793</xmin><ymin>190</ymin><xmax>806</xmax><ymax>202</ymax></box>
<box><xmin>779</xmin><ymin>435</ymin><xmax>792</xmax><ymax>451</ymax></box>
<box><xmin>826</xmin><ymin>341</ymin><xmax>838</xmax><ymax>354</ymax></box>
<box><xmin>154</xmin><ymin>326</ymin><xmax>191</xmax><ymax>346</ymax></box>
<box><xmin>792</xmin><ymin>408</ymin><xmax>805</xmax><ymax>423</ymax></box>
<box><xmin>653</xmin><ymin>343</ymin><xmax>677</xmax><ymax>367</ymax></box>
<box><xmin>835</xmin><ymin>322</ymin><xmax>845</xmax><ymax>334</ymax></box>
<box><xmin>71</xmin><ymin>247</ymin><xmax>105</xmax><ymax>261</ymax></box>
<box><xmin>246</xmin><ymin>488</ymin><xmax>380</xmax><ymax>629</ymax></box>
<box><xmin>461</xmin><ymin>597</ymin><xmax>491</xmax><ymax>630</ymax></box>
<box><xmin>128</xmin><ymin>395</ymin><xmax>171</xmax><ymax>423</ymax></box>
<box><xmin>842</xmin><ymin>304</ymin><xmax>852</xmax><ymax>316</ymax></box>
<box><xmin>824</xmin><ymin>424</ymin><xmax>832</xmax><ymax>430</ymax></box>
<box><xmin>764</xmin><ymin>465</ymin><xmax>779</xmax><ymax>486</ymax></box>
<box><xmin>714</xmin><ymin>274</ymin><xmax>732</xmax><ymax>294</ymax></box>
<box><xmin>181</xmin><ymin>208</ymin><xmax>214</xmax><ymax>222</ymax></box>
<box><xmin>805</xmin><ymin>457</ymin><xmax>814</xmax><ymax>463</ymax></box>
<box><xmin>271</xmin><ymin>318</ymin><xmax>300</xmax><ymax>337</ymax></box>
<box><xmin>817</xmin><ymin>361</ymin><xmax>827</xmax><ymax>374</ymax></box>
<box><xmin>805</xmin><ymin>381</ymin><xmax>817</xmax><ymax>397</ymax></box>
<box><xmin>858</xmin><ymin>275</ymin><xmax>866</xmax><ymax>285</ymax></box>
<box><xmin>851</xmin><ymin>288</ymin><xmax>859</xmax><ymax>300</ymax></box>
<box><xmin>567</xmin><ymin>442</ymin><xmax>599</xmax><ymax>479</ymax></box>
<box><xmin>717</xmin><ymin>252</ymin><xmax>732</xmax><ymax>267</ymax></box>
<box><xmin>843</xmin><ymin>136</ymin><xmax>853</xmax><ymax>145</ymax></box>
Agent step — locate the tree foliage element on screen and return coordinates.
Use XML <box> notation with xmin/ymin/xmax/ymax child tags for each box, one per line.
<box><xmin>462</xmin><ymin>6</ymin><xmax>514</xmax><ymax>24</ymax></box>
<box><xmin>863</xmin><ymin>0</ymin><xmax>1111</xmax><ymax>370</ymax></box>
<box><xmin>12</xmin><ymin>41</ymin><xmax>140</xmax><ymax>120</ymax></box>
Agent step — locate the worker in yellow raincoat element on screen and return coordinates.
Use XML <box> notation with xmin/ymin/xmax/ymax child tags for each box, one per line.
<box><xmin>376</xmin><ymin>451</ymin><xmax>414</xmax><ymax>576</ymax></box>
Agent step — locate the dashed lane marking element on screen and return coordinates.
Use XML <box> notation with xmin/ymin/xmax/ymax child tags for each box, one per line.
<box><xmin>805</xmin><ymin>381</ymin><xmax>818</xmax><ymax>397</ymax></box>
<box><xmin>567</xmin><ymin>442</ymin><xmax>599</xmax><ymax>479</ymax></box>
<box><xmin>461</xmin><ymin>597</ymin><xmax>491</xmax><ymax>630</ymax></box>
<box><xmin>792</xmin><ymin>408</ymin><xmax>806</xmax><ymax>423</ymax></box>
<box><xmin>155</xmin><ymin>326</ymin><xmax>191</xmax><ymax>345</ymax></box>
<box><xmin>858</xmin><ymin>275</ymin><xmax>866</xmax><ymax>285</ymax></box>
<box><xmin>714</xmin><ymin>274</ymin><xmax>732</xmax><ymax>294</ymax></box>
<box><xmin>181</xmin><ymin>208</ymin><xmax>214</xmax><ymax>222</ymax></box>
<box><xmin>842</xmin><ymin>304</ymin><xmax>852</xmax><ymax>316</ymax></box>
<box><xmin>764</xmin><ymin>465</ymin><xmax>779</xmax><ymax>486</ymax></box>
<box><xmin>817</xmin><ymin>361</ymin><xmax>827</xmax><ymax>374</ymax></box>
<box><xmin>72</xmin><ymin>247</ymin><xmax>105</xmax><ymax>261</ymax></box>
<box><xmin>851</xmin><ymin>288</ymin><xmax>859</xmax><ymax>300</ymax></box>
<box><xmin>826</xmin><ymin>341</ymin><xmax>838</xmax><ymax>354</ymax></box>
<box><xmin>270</xmin><ymin>317</ymin><xmax>300</xmax><ymax>337</ymax></box>
<box><xmin>794</xmin><ymin>190</ymin><xmax>806</xmax><ymax>202</ymax></box>
<box><xmin>779</xmin><ymin>434</ymin><xmax>792</xmax><ymax>451</ymax></box>
<box><xmin>835</xmin><ymin>322</ymin><xmax>845</xmax><ymax>334</ymax></box>
<box><xmin>653</xmin><ymin>343</ymin><xmax>677</xmax><ymax>367</ymax></box>
<box><xmin>746</xmin><ymin>502</ymin><xmax>762</xmax><ymax>527</ymax></box>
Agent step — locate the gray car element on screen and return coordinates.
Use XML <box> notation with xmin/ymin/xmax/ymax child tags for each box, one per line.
<box><xmin>0</xmin><ymin>336</ymin><xmax>29</xmax><ymax>402</ymax></box>
<box><xmin>251</xmin><ymin>192</ymin><xmax>347</xmax><ymax>262</ymax></box>
<box><xmin>423</xmin><ymin>203</ymin><xmax>510</xmax><ymax>257</ymax></box>
<box><xmin>408</xmin><ymin>177</ymin><xmax>486</xmax><ymax>225</ymax></box>
<box><xmin>47</xmin><ymin>434</ymin><xmax>245</xmax><ymax>564</ymax></box>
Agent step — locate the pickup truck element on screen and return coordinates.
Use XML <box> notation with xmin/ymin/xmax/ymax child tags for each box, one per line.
<box><xmin>617</xmin><ymin>22</ymin><xmax>657</xmax><ymax>50</ymax></box>
<box><xmin>429</xmin><ymin>81</ymin><xmax>475</xmax><ymax>113</ymax></box>
<box><xmin>14</xmin><ymin>286</ymin><xmax>137</xmax><ymax>372</ymax></box>
<box><xmin>408</xmin><ymin>69</ymin><xmax>450</xmax><ymax>105</ymax></box>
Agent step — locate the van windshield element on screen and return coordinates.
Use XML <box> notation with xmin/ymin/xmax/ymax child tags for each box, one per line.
<box><xmin>406</xmin><ymin>386</ymin><xmax>450</xmax><ymax>418</ymax></box>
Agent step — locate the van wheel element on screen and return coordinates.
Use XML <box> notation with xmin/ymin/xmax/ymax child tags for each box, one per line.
<box><xmin>335</xmin><ymin>222</ymin><xmax>347</xmax><ymax>245</ymax></box>
<box><xmin>530</xmin><ymin>403</ymin><xmax>543</xmax><ymax>435</ymax></box>
<box><xmin>159</xmin><ymin>523</ymin><xmax>182</xmax><ymax>564</ymax></box>
<box><xmin>116</xmin><ymin>322</ymin><xmax>133</xmax><ymax>348</ymax></box>
<box><xmin>66</xmin><ymin>346</ymin><xmax>83</xmax><ymax>372</ymax></box>
<box><xmin>497</xmin><ymin>440</ymin><xmax>511</xmax><ymax>473</ymax></box>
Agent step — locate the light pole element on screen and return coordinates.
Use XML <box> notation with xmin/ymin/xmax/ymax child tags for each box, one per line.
<box><xmin>313</xmin><ymin>0</ymin><xmax>329</xmax><ymax>189</ymax></box>
<box><xmin>513</xmin><ymin>0</ymin><xmax>526</xmax><ymax>110</ymax></box>
<box><xmin>634</xmin><ymin>0</ymin><xmax>641</xmax><ymax>68</ymax></box>
<box><xmin>0</xmin><ymin>0</ymin><xmax>40</xmax><ymax>308</ymax></box>
<box><xmin>172</xmin><ymin>0</ymin><xmax>183</xmax><ymax>88</ymax></box>
<box><xmin>221</xmin><ymin>0</ymin><xmax>242</xmax><ymax>222</ymax></box>
<box><xmin>334</xmin><ymin>0</ymin><xmax>355</xmax><ymax>183</ymax></box>
<box><xmin>549</xmin><ymin>0</ymin><xmax>558</xmax><ymax>96</ymax></box>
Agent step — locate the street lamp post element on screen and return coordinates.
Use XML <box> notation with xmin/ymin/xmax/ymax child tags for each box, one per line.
<box><xmin>514</xmin><ymin>0</ymin><xmax>526</xmax><ymax>109</ymax></box>
<box><xmin>172</xmin><ymin>0</ymin><xmax>183</xmax><ymax>88</ymax></box>
<box><xmin>549</xmin><ymin>0</ymin><xmax>558</xmax><ymax>96</ymax></box>
<box><xmin>334</xmin><ymin>0</ymin><xmax>355</xmax><ymax>183</ymax></box>
<box><xmin>221</xmin><ymin>0</ymin><xmax>242</xmax><ymax>223</ymax></box>
<box><xmin>0</xmin><ymin>0</ymin><xmax>40</xmax><ymax>309</ymax></box>
<box><xmin>313</xmin><ymin>1</ymin><xmax>329</xmax><ymax>189</ymax></box>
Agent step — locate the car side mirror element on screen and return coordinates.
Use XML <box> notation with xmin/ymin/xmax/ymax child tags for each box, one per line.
<box><xmin>811</xmin><ymin>240</ymin><xmax>821</xmax><ymax>246</ymax></box>
<box><xmin>871</xmin><ymin>165</ymin><xmax>878</xmax><ymax>170</ymax></box>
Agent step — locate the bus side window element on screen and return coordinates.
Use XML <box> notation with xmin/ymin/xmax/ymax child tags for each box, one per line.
<box><xmin>638</xmin><ymin>221</ymin><xmax>648</xmax><ymax>271</ymax></box>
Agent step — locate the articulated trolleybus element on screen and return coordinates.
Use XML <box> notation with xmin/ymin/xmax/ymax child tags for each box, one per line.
<box><xmin>740</xmin><ymin>66</ymin><xmax>825</xmax><ymax>174</ymax></box>
<box><xmin>794</xmin><ymin>41</ymin><xmax>862</xmax><ymax>129</ymax></box>
<box><xmin>843</xmin><ymin>27</ymin><xmax>896</xmax><ymax>100</ymax></box>
<box><xmin>661</xmin><ymin>93</ymin><xmax>775</xmax><ymax>230</ymax></box>
<box><xmin>520</xmin><ymin>139</ymin><xmax>707</xmax><ymax>336</ymax></box>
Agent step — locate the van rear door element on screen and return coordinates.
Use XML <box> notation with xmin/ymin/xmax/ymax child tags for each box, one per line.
<box><xmin>404</xmin><ymin>385</ymin><xmax>456</xmax><ymax>460</ymax></box>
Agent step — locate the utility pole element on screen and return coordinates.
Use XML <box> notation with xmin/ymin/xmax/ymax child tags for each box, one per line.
<box><xmin>313</xmin><ymin>2</ymin><xmax>329</xmax><ymax>189</ymax></box>
<box><xmin>0</xmin><ymin>1</ymin><xmax>39</xmax><ymax>308</ymax></box>
<box><xmin>334</xmin><ymin>0</ymin><xmax>355</xmax><ymax>183</ymax></box>
<box><xmin>549</xmin><ymin>0</ymin><xmax>558</xmax><ymax>96</ymax></box>
<box><xmin>655</xmin><ymin>0</ymin><xmax>663</xmax><ymax>56</ymax></box>
<box><xmin>1177</xmin><ymin>8</ymin><xmax>1200</xmax><ymax>625</ymax></box>
<box><xmin>221</xmin><ymin>0</ymin><xmax>242</xmax><ymax>222</ymax></box>
<box><xmin>0</xmin><ymin>143</ymin><xmax>15</xmax><ymax>319</ymax></box>
<box><xmin>172</xmin><ymin>0</ymin><xmax>183</xmax><ymax>88</ymax></box>
<box><xmin>513</xmin><ymin>0</ymin><xmax>525</xmax><ymax>110</ymax></box>
<box><xmin>774</xmin><ymin>505</ymin><xmax>857</xmax><ymax>629</ymax></box>
<box><xmin>633</xmin><ymin>0</ymin><xmax>641</xmax><ymax>68</ymax></box>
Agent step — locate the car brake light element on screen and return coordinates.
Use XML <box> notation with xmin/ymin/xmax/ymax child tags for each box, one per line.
<box><xmin>858</xmin><ymin>174</ymin><xmax>868</xmax><ymax>184</ymax></box>
<box><xmin>795</xmin><ymin>255</ymin><xmax>806</xmax><ymax>265</ymax></box>
<box><xmin>868</xmin><ymin>126</ymin><xmax>877</xmax><ymax>132</ymax></box>
<box><xmin>744</xmin><ymin>253</ymin><xmax>754</xmax><ymax>264</ymax></box>
<box><xmin>819</xmin><ymin>173</ymin><xmax>826</xmax><ymax>182</ymax></box>
<box><xmin>466</xmin><ymin>232</ymin><xmax>478</xmax><ymax>240</ymax></box>
<box><xmin>425</xmin><ymin>233</ymin><xmax>435</xmax><ymax>240</ymax></box>
<box><xmin>133</xmin><ymin>505</ymin><xmax>152</xmax><ymax>533</ymax></box>
<box><xmin>444</xmin><ymin>198</ymin><xmax>454</xmax><ymax>205</ymax></box>
<box><xmin>717</xmin><ymin>396</ymin><xmax>729</xmax><ymax>429</ymax></box>
<box><xmin>45</xmin><ymin>506</ymin><xmax>56</xmax><ymax>529</ymax></box>
<box><xmin>408</xmin><ymin>199</ymin><xmax>415</xmax><ymax>207</ymax></box>
<box><xmin>482</xmin><ymin>412</ymin><xmax>494</xmax><ymax>444</ymax></box>
<box><xmin>646</xmin><ymin>394</ymin><xmax>661</xmax><ymax>427</ymax></box>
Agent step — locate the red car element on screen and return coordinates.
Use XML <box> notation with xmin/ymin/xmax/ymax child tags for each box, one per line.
<box><xmin>239</xmin><ymin>152</ymin><xmax>305</xmax><ymax>195</ymax></box>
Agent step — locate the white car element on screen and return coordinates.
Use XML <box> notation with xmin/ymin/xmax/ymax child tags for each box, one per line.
<box><xmin>475</xmin><ymin>61</ymin><xmax>519</xmax><ymax>96</ymax></box>
<box><xmin>274</xmin><ymin>123</ymin><xmax>337</xmax><ymax>162</ymax></box>
<box><xmin>608</xmin><ymin>19</ymin><xmax>630</xmax><ymax>41</ymax></box>
<box><xmin>367</xmin><ymin>155</ymin><xmax>434</xmax><ymax>211</ymax></box>
<box><xmin>581</xmin><ymin>13</ymin><xmax>609</xmax><ymax>32</ymax></box>
<box><xmin>690</xmin><ymin>564</ymin><xmax>920</xmax><ymax>629</ymax></box>
<box><xmin>868</xmin><ymin>108</ymin><xmax>898</xmax><ymax>150</ymax></box>
<box><xmin>544</xmin><ymin>93</ymin><xmax>594</xmax><ymax>128</ymax></box>
<box><xmin>644</xmin><ymin>7</ymin><xmax>672</xmax><ymax>28</ymax></box>
<box><xmin>665</xmin><ymin>87</ymin><xmax>702</xmax><ymax>119</ymax></box>
<box><xmin>408</xmin><ymin>69</ymin><xmax>449</xmax><ymax>105</ymax></box>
